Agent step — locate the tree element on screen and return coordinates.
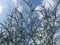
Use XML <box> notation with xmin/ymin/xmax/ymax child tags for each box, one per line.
<box><xmin>0</xmin><ymin>0</ymin><xmax>60</xmax><ymax>45</ymax></box>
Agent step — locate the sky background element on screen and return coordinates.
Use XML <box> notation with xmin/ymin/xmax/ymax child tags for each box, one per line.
<box><xmin>0</xmin><ymin>0</ymin><xmax>55</xmax><ymax>22</ymax></box>
<box><xmin>0</xmin><ymin>0</ymin><xmax>43</xmax><ymax>22</ymax></box>
<box><xmin>0</xmin><ymin>0</ymin><xmax>60</xmax><ymax>37</ymax></box>
<box><xmin>0</xmin><ymin>0</ymin><xmax>17</xmax><ymax>22</ymax></box>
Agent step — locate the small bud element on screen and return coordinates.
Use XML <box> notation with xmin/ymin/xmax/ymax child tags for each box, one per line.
<box><xmin>17</xmin><ymin>4</ymin><xmax>23</xmax><ymax>13</ymax></box>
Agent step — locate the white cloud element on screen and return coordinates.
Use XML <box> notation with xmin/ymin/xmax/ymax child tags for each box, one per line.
<box><xmin>53</xmin><ymin>32</ymin><xmax>60</xmax><ymax>39</ymax></box>
<box><xmin>12</xmin><ymin>0</ymin><xmax>17</xmax><ymax>6</ymax></box>
<box><xmin>28</xmin><ymin>18</ymin><xmax>30</xmax><ymax>21</ymax></box>
<box><xmin>4</xmin><ymin>5</ymin><xmax>7</xmax><ymax>8</ymax></box>
<box><xmin>0</xmin><ymin>5</ymin><xmax>3</xmax><ymax>14</ymax></box>
<box><xmin>42</xmin><ymin>0</ymin><xmax>54</xmax><ymax>8</ymax></box>
<box><xmin>12</xmin><ymin>0</ymin><xmax>23</xmax><ymax>13</ymax></box>
<box><xmin>35</xmin><ymin>0</ymin><xmax>56</xmax><ymax>19</ymax></box>
<box><xmin>35</xmin><ymin>5</ymin><xmax>44</xmax><ymax>19</ymax></box>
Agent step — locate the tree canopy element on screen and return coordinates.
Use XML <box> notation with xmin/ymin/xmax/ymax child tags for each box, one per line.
<box><xmin>0</xmin><ymin>0</ymin><xmax>60</xmax><ymax>45</ymax></box>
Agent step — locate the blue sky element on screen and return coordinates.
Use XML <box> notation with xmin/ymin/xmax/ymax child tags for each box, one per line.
<box><xmin>0</xmin><ymin>0</ymin><xmax>60</xmax><ymax>44</ymax></box>
<box><xmin>0</xmin><ymin>0</ymin><xmax>43</xmax><ymax>22</ymax></box>
<box><xmin>0</xmin><ymin>0</ymin><xmax>16</xmax><ymax>22</ymax></box>
<box><xmin>0</xmin><ymin>0</ymin><xmax>60</xmax><ymax>31</ymax></box>
<box><xmin>0</xmin><ymin>0</ymin><xmax>57</xmax><ymax>21</ymax></box>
